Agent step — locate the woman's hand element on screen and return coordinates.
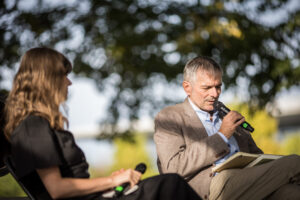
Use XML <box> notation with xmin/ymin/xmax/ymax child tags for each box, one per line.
<box><xmin>110</xmin><ymin>168</ymin><xmax>142</xmax><ymax>187</ymax></box>
<box><xmin>111</xmin><ymin>168</ymin><xmax>125</xmax><ymax>176</ymax></box>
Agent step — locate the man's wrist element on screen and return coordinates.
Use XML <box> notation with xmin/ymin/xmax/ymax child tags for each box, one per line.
<box><xmin>217</xmin><ymin>132</ymin><xmax>229</xmax><ymax>144</ymax></box>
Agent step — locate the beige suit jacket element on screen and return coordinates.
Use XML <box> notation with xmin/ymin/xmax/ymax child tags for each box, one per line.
<box><xmin>154</xmin><ymin>98</ymin><xmax>263</xmax><ymax>199</ymax></box>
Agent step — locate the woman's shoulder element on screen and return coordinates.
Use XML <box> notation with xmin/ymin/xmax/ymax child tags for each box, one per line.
<box><xmin>24</xmin><ymin>114</ymin><xmax>49</xmax><ymax>125</ymax></box>
<box><xmin>21</xmin><ymin>114</ymin><xmax>50</xmax><ymax>128</ymax></box>
<box><xmin>10</xmin><ymin>114</ymin><xmax>64</xmax><ymax>178</ymax></box>
<box><xmin>11</xmin><ymin>114</ymin><xmax>52</xmax><ymax>139</ymax></box>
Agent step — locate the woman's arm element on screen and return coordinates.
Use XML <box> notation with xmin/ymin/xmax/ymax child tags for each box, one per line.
<box><xmin>37</xmin><ymin>167</ymin><xmax>141</xmax><ymax>199</ymax></box>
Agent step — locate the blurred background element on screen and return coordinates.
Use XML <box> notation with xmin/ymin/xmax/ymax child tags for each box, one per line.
<box><xmin>1</xmin><ymin>0</ymin><xmax>300</xmax><ymax>196</ymax></box>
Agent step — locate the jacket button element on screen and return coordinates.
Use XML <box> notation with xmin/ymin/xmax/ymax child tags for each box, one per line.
<box><xmin>209</xmin><ymin>173</ymin><xmax>213</xmax><ymax>177</ymax></box>
<box><xmin>204</xmin><ymin>195</ymin><xmax>208</xmax><ymax>199</ymax></box>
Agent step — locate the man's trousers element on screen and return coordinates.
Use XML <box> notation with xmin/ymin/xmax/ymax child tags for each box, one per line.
<box><xmin>210</xmin><ymin>154</ymin><xmax>300</xmax><ymax>200</ymax></box>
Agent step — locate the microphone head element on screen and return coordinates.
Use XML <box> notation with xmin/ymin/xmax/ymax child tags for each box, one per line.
<box><xmin>135</xmin><ymin>163</ymin><xmax>147</xmax><ymax>174</ymax></box>
<box><xmin>214</xmin><ymin>101</ymin><xmax>229</xmax><ymax>119</ymax></box>
<box><xmin>214</xmin><ymin>101</ymin><xmax>224</xmax><ymax>110</ymax></box>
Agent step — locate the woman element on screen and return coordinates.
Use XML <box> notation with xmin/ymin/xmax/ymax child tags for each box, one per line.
<box><xmin>4</xmin><ymin>47</ymin><xmax>201</xmax><ymax>200</ymax></box>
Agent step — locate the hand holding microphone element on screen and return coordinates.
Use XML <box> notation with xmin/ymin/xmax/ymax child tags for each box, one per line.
<box><xmin>114</xmin><ymin>163</ymin><xmax>146</xmax><ymax>197</ymax></box>
<box><xmin>215</xmin><ymin>101</ymin><xmax>254</xmax><ymax>138</ymax></box>
<box><xmin>102</xmin><ymin>163</ymin><xmax>147</xmax><ymax>198</ymax></box>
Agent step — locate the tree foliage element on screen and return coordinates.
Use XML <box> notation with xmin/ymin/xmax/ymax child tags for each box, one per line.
<box><xmin>280</xmin><ymin>133</ymin><xmax>300</xmax><ymax>155</ymax></box>
<box><xmin>1</xmin><ymin>0</ymin><xmax>300</xmax><ymax>134</ymax></box>
<box><xmin>230</xmin><ymin>103</ymin><xmax>280</xmax><ymax>154</ymax></box>
<box><xmin>231</xmin><ymin>103</ymin><xmax>300</xmax><ymax>155</ymax></box>
<box><xmin>109</xmin><ymin>133</ymin><xmax>158</xmax><ymax>178</ymax></box>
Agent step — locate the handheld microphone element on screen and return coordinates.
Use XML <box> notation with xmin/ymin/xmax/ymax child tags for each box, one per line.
<box><xmin>215</xmin><ymin>101</ymin><xmax>254</xmax><ymax>133</ymax></box>
<box><xmin>114</xmin><ymin>163</ymin><xmax>147</xmax><ymax>197</ymax></box>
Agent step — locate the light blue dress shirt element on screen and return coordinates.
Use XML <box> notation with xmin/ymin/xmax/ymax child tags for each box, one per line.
<box><xmin>188</xmin><ymin>98</ymin><xmax>239</xmax><ymax>165</ymax></box>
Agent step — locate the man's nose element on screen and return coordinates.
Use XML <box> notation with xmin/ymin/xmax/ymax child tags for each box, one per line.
<box><xmin>210</xmin><ymin>87</ymin><xmax>219</xmax><ymax>97</ymax></box>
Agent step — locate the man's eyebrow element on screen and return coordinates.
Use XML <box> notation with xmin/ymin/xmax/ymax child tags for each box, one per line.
<box><xmin>200</xmin><ymin>83</ymin><xmax>222</xmax><ymax>88</ymax></box>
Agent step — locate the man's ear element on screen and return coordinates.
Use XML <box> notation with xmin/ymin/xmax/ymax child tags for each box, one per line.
<box><xmin>182</xmin><ymin>81</ymin><xmax>192</xmax><ymax>96</ymax></box>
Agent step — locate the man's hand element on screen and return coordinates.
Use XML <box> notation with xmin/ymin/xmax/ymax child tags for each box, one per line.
<box><xmin>219</xmin><ymin>111</ymin><xmax>245</xmax><ymax>139</ymax></box>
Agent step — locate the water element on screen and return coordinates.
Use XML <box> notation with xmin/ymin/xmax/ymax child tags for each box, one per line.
<box><xmin>76</xmin><ymin>138</ymin><xmax>157</xmax><ymax>169</ymax></box>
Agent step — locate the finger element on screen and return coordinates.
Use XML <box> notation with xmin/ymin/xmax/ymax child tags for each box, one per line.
<box><xmin>134</xmin><ymin>172</ymin><xmax>141</xmax><ymax>180</ymax></box>
<box><xmin>228</xmin><ymin>111</ymin><xmax>243</xmax><ymax>123</ymax></box>
<box><xmin>235</xmin><ymin>117</ymin><xmax>245</xmax><ymax>126</ymax></box>
<box><xmin>130</xmin><ymin>179</ymin><xmax>136</xmax><ymax>187</ymax></box>
<box><xmin>133</xmin><ymin>172</ymin><xmax>142</xmax><ymax>181</ymax></box>
<box><xmin>133</xmin><ymin>171</ymin><xmax>142</xmax><ymax>176</ymax></box>
<box><xmin>131</xmin><ymin>177</ymin><xmax>140</xmax><ymax>187</ymax></box>
<box><xmin>224</xmin><ymin>111</ymin><xmax>241</xmax><ymax>123</ymax></box>
<box><xmin>129</xmin><ymin>172</ymin><xmax>140</xmax><ymax>185</ymax></box>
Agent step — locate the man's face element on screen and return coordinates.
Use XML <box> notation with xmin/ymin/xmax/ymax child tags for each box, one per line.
<box><xmin>183</xmin><ymin>69</ymin><xmax>222</xmax><ymax>112</ymax></box>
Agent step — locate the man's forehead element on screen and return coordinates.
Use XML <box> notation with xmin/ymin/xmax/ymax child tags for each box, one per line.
<box><xmin>196</xmin><ymin>69</ymin><xmax>222</xmax><ymax>81</ymax></box>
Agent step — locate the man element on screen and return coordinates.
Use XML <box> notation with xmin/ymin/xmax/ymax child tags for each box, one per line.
<box><xmin>154</xmin><ymin>56</ymin><xmax>300</xmax><ymax>200</ymax></box>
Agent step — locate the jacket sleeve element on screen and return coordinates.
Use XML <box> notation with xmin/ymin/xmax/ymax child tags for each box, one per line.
<box><xmin>247</xmin><ymin>133</ymin><xmax>263</xmax><ymax>154</ymax></box>
<box><xmin>154</xmin><ymin>108</ymin><xmax>230</xmax><ymax>180</ymax></box>
<box><xmin>236</xmin><ymin>126</ymin><xmax>264</xmax><ymax>154</ymax></box>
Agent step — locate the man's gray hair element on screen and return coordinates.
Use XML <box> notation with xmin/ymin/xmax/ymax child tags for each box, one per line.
<box><xmin>183</xmin><ymin>56</ymin><xmax>223</xmax><ymax>82</ymax></box>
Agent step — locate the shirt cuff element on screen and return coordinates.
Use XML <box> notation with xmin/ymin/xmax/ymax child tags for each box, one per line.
<box><xmin>217</xmin><ymin>132</ymin><xmax>229</xmax><ymax>144</ymax></box>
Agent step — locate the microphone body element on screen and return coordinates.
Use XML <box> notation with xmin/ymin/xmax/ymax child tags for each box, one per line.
<box><xmin>114</xmin><ymin>163</ymin><xmax>147</xmax><ymax>197</ymax></box>
<box><xmin>215</xmin><ymin>101</ymin><xmax>254</xmax><ymax>133</ymax></box>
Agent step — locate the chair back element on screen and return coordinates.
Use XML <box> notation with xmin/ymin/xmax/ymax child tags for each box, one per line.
<box><xmin>0</xmin><ymin>165</ymin><xmax>9</xmax><ymax>177</ymax></box>
<box><xmin>4</xmin><ymin>156</ymin><xmax>52</xmax><ymax>200</ymax></box>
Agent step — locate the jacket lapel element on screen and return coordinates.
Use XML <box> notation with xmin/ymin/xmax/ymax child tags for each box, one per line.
<box><xmin>181</xmin><ymin>98</ymin><xmax>209</xmax><ymax>140</ymax></box>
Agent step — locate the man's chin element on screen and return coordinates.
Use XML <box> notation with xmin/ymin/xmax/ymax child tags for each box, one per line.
<box><xmin>202</xmin><ymin>105</ymin><xmax>214</xmax><ymax>112</ymax></box>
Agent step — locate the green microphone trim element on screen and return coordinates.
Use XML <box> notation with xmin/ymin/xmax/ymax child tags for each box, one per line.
<box><xmin>115</xmin><ymin>186</ymin><xmax>124</xmax><ymax>192</ymax></box>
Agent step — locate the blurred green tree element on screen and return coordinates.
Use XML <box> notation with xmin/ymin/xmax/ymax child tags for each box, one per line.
<box><xmin>229</xmin><ymin>103</ymin><xmax>281</xmax><ymax>154</ymax></box>
<box><xmin>109</xmin><ymin>133</ymin><xmax>158</xmax><ymax>179</ymax></box>
<box><xmin>1</xmin><ymin>0</ymin><xmax>300</xmax><ymax>135</ymax></box>
<box><xmin>280</xmin><ymin>133</ymin><xmax>300</xmax><ymax>155</ymax></box>
<box><xmin>229</xmin><ymin>102</ymin><xmax>300</xmax><ymax>155</ymax></box>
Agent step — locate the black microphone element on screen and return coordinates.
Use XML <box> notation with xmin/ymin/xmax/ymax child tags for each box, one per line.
<box><xmin>114</xmin><ymin>163</ymin><xmax>147</xmax><ymax>197</ymax></box>
<box><xmin>215</xmin><ymin>101</ymin><xmax>254</xmax><ymax>133</ymax></box>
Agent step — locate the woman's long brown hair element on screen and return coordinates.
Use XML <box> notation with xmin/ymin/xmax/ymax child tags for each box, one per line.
<box><xmin>4</xmin><ymin>47</ymin><xmax>72</xmax><ymax>139</ymax></box>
